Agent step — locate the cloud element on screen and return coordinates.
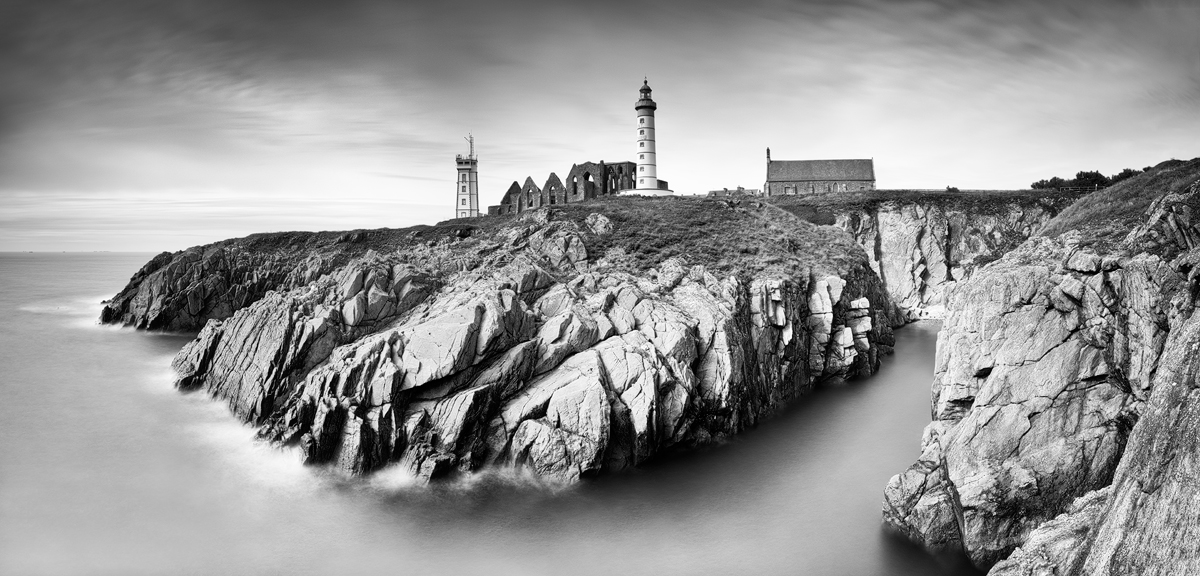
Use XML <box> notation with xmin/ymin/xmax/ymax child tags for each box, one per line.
<box><xmin>0</xmin><ymin>0</ymin><xmax>1196</xmax><ymax>250</ymax></box>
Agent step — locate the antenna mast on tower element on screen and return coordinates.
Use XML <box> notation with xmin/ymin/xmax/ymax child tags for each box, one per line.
<box><xmin>455</xmin><ymin>134</ymin><xmax>480</xmax><ymax>218</ymax></box>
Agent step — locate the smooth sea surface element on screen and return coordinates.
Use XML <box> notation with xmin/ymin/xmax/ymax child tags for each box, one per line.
<box><xmin>0</xmin><ymin>252</ymin><xmax>981</xmax><ymax>576</ymax></box>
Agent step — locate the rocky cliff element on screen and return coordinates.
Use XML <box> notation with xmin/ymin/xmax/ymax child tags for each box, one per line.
<box><xmin>882</xmin><ymin>158</ymin><xmax>1200</xmax><ymax>573</ymax></box>
<box><xmin>773</xmin><ymin>190</ymin><xmax>1082</xmax><ymax>319</ymax></box>
<box><xmin>100</xmin><ymin>226</ymin><xmax>480</xmax><ymax>331</ymax></box>
<box><xmin>105</xmin><ymin>197</ymin><xmax>904</xmax><ymax>483</ymax></box>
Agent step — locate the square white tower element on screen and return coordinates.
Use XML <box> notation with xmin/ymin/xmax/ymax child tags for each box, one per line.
<box><xmin>455</xmin><ymin>135</ymin><xmax>479</xmax><ymax>218</ymax></box>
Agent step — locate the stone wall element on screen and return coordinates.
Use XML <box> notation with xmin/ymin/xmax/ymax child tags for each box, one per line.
<box><xmin>767</xmin><ymin>180</ymin><xmax>875</xmax><ymax>196</ymax></box>
<box><xmin>490</xmin><ymin>161</ymin><xmax>635</xmax><ymax>216</ymax></box>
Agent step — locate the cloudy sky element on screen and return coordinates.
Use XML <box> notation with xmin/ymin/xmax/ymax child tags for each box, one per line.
<box><xmin>1</xmin><ymin>0</ymin><xmax>1197</xmax><ymax>251</ymax></box>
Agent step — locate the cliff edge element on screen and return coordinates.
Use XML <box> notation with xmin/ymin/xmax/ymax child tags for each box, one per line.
<box><xmin>104</xmin><ymin>197</ymin><xmax>904</xmax><ymax>483</ymax></box>
<box><xmin>772</xmin><ymin>189</ymin><xmax>1083</xmax><ymax>319</ymax></box>
<box><xmin>882</xmin><ymin>158</ymin><xmax>1200</xmax><ymax>573</ymax></box>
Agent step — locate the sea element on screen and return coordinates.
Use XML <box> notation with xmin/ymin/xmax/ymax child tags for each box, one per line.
<box><xmin>0</xmin><ymin>252</ymin><xmax>981</xmax><ymax>576</ymax></box>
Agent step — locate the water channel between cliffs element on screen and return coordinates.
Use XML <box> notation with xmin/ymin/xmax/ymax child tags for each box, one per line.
<box><xmin>0</xmin><ymin>253</ymin><xmax>981</xmax><ymax>576</ymax></box>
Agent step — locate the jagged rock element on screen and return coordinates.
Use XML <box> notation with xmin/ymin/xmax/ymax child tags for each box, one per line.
<box><xmin>509</xmin><ymin>375</ymin><xmax>611</xmax><ymax>482</ymax></box>
<box><xmin>594</xmin><ymin>332</ymin><xmax>669</xmax><ymax>465</ymax></box>
<box><xmin>885</xmin><ymin>160</ymin><xmax>1200</xmax><ymax>573</ymax></box>
<box><xmin>884</xmin><ymin>239</ymin><xmax>1151</xmax><ymax>567</ymax></box>
<box><xmin>992</xmin><ymin>305</ymin><xmax>1200</xmax><ymax>575</ymax></box>
<box><xmin>114</xmin><ymin>201</ymin><xmax>902</xmax><ymax>484</ymax></box>
<box><xmin>989</xmin><ymin>487</ymin><xmax>1112</xmax><ymax>576</ymax></box>
<box><xmin>832</xmin><ymin>196</ymin><xmax>1078</xmax><ymax>319</ymax></box>
<box><xmin>883</xmin><ymin>421</ymin><xmax>961</xmax><ymax>552</ymax></box>
<box><xmin>533</xmin><ymin>306</ymin><xmax>601</xmax><ymax>374</ymax></box>
<box><xmin>584</xmin><ymin>213</ymin><xmax>614</xmax><ymax>236</ymax></box>
<box><xmin>1064</xmin><ymin>250</ymin><xmax>1102</xmax><ymax>274</ymax></box>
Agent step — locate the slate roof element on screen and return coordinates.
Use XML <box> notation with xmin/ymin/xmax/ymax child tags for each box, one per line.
<box><xmin>766</xmin><ymin>159</ymin><xmax>875</xmax><ymax>182</ymax></box>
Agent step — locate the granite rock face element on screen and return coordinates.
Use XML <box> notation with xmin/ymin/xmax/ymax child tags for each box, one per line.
<box><xmin>991</xmin><ymin>301</ymin><xmax>1200</xmax><ymax>576</ymax></box>
<box><xmin>116</xmin><ymin>204</ymin><xmax>902</xmax><ymax>484</ymax></box>
<box><xmin>883</xmin><ymin>160</ymin><xmax>1200</xmax><ymax>573</ymax></box>
<box><xmin>833</xmin><ymin>199</ymin><xmax>1072</xmax><ymax>319</ymax></box>
<box><xmin>98</xmin><ymin>228</ymin><xmax>481</xmax><ymax>331</ymax></box>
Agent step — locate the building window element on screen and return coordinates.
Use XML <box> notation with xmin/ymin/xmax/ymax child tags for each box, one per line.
<box><xmin>638</xmin><ymin>166</ymin><xmax>643</xmax><ymax>172</ymax></box>
<box><xmin>461</xmin><ymin>199</ymin><xmax>466</xmax><ymax>205</ymax></box>
<box><xmin>639</xmin><ymin>118</ymin><xmax>644</xmax><ymax>124</ymax></box>
<box><xmin>639</xmin><ymin>129</ymin><xmax>644</xmax><ymax>135</ymax></box>
<box><xmin>461</xmin><ymin>174</ymin><xmax>466</xmax><ymax>181</ymax></box>
<box><xmin>639</xmin><ymin>154</ymin><xmax>644</xmax><ymax>160</ymax></box>
<box><xmin>639</xmin><ymin>142</ymin><xmax>644</xmax><ymax>148</ymax></box>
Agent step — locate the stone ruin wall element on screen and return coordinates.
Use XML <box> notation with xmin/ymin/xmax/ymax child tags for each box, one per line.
<box><xmin>486</xmin><ymin>161</ymin><xmax>636</xmax><ymax>216</ymax></box>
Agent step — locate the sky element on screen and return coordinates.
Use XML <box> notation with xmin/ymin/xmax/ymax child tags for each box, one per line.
<box><xmin>1</xmin><ymin>0</ymin><xmax>1197</xmax><ymax>251</ymax></box>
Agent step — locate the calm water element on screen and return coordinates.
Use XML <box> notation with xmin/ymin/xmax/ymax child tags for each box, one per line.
<box><xmin>0</xmin><ymin>252</ymin><xmax>979</xmax><ymax>576</ymax></box>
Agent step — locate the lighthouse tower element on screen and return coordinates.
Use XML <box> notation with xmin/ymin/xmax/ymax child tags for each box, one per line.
<box><xmin>625</xmin><ymin>79</ymin><xmax>671</xmax><ymax>195</ymax></box>
<box><xmin>455</xmin><ymin>135</ymin><xmax>479</xmax><ymax>218</ymax></box>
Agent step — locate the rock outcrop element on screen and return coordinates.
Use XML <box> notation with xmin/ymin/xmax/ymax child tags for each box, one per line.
<box><xmin>774</xmin><ymin>191</ymin><xmax>1082</xmax><ymax>319</ymax></box>
<box><xmin>108</xmin><ymin>198</ymin><xmax>904</xmax><ymax>483</ymax></box>
<box><xmin>883</xmin><ymin>159</ymin><xmax>1200</xmax><ymax>573</ymax></box>
<box><xmin>99</xmin><ymin>226</ymin><xmax>481</xmax><ymax>331</ymax></box>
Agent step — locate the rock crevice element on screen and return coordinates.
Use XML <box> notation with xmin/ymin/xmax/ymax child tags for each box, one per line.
<box><xmin>883</xmin><ymin>159</ymin><xmax>1200</xmax><ymax>574</ymax></box>
<box><xmin>111</xmin><ymin>203</ymin><xmax>903</xmax><ymax>484</ymax></box>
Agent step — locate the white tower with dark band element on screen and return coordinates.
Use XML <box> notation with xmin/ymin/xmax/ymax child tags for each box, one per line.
<box><xmin>455</xmin><ymin>134</ymin><xmax>479</xmax><ymax>218</ymax></box>
<box><xmin>625</xmin><ymin>79</ymin><xmax>672</xmax><ymax>195</ymax></box>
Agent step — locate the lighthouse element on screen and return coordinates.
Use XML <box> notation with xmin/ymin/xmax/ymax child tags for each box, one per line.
<box><xmin>455</xmin><ymin>134</ymin><xmax>479</xmax><ymax>218</ymax></box>
<box><xmin>624</xmin><ymin>79</ymin><xmax>671</xmax><ymax>195</ymax></box>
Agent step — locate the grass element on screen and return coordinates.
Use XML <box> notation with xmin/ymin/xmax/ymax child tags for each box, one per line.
<box><xmin>767</xmin><ymin>188</ymin><xmax>1086</xmax><ymax>225</ymax></box>
<box><xmin>1038</xmin><ymin>158</ymin><xmax>1200</xmax><ymax>251</ymax></box>
<box><xmin>156</xmin><ymin>155</ymin><xmax>1200</xmax><ymax>291</ymax></box>
<box><xmin>154</xmin><ymin>194</ymin><xmax>870</xmax><ymax>287</ymax></box>
<box><xmin>546</xmin><ymin>196</ymin><xmax>867</xmax><ymax>278</ymax></box>
<box><xmin>156</xmin><ymin>155</ymin><xmax>1200</xmax><ymax>283</ymax></box>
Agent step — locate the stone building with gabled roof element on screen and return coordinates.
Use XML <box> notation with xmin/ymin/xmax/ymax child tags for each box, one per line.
<box><xmin>764</xmin><ymin>149</ymin><xmax>875</xmax><ymax>196</ymax></box>
<box><xmin>542</xmin><ymin>172</ymin><xmax>565</xmax><ymax>206</ymax></box>
<box><xmin>492</xmin><ymin>182</ymin><xmax>523</xmax><ymax>215</ymax></box>
<box><xmin>519</xmin><ymin>177</ymin><xmax>541</xmax><ymax>211</ymax></box>
<box><xmin>487</xmin><ymin>160</ymin><xmax>635</xmax><ymax>216</ymax></box>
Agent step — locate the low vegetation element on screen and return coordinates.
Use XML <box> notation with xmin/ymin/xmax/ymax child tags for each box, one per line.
<box><xmin>766</xmin><ymin>188</ymin><xmax>1084</xmax><ymax>225</ymax></box>
<box><xmin>547</xmin><ymin>196</ymin><xmax>866</xmax><ymax>278</ymax></box>
<box><xmin>1039</xmin><ymin>158</ymin><xmax>1200</xmax><ymax>251</ymax></box>
<box><xmin>1030</xmin><ymin>167</ymin><xmax>1147</xmax><ymax>190</ymax></box>
<box><xmin>165</xmin><ymin>194</ymin><xmax>870</xmax><ymax>288</ymax></box>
